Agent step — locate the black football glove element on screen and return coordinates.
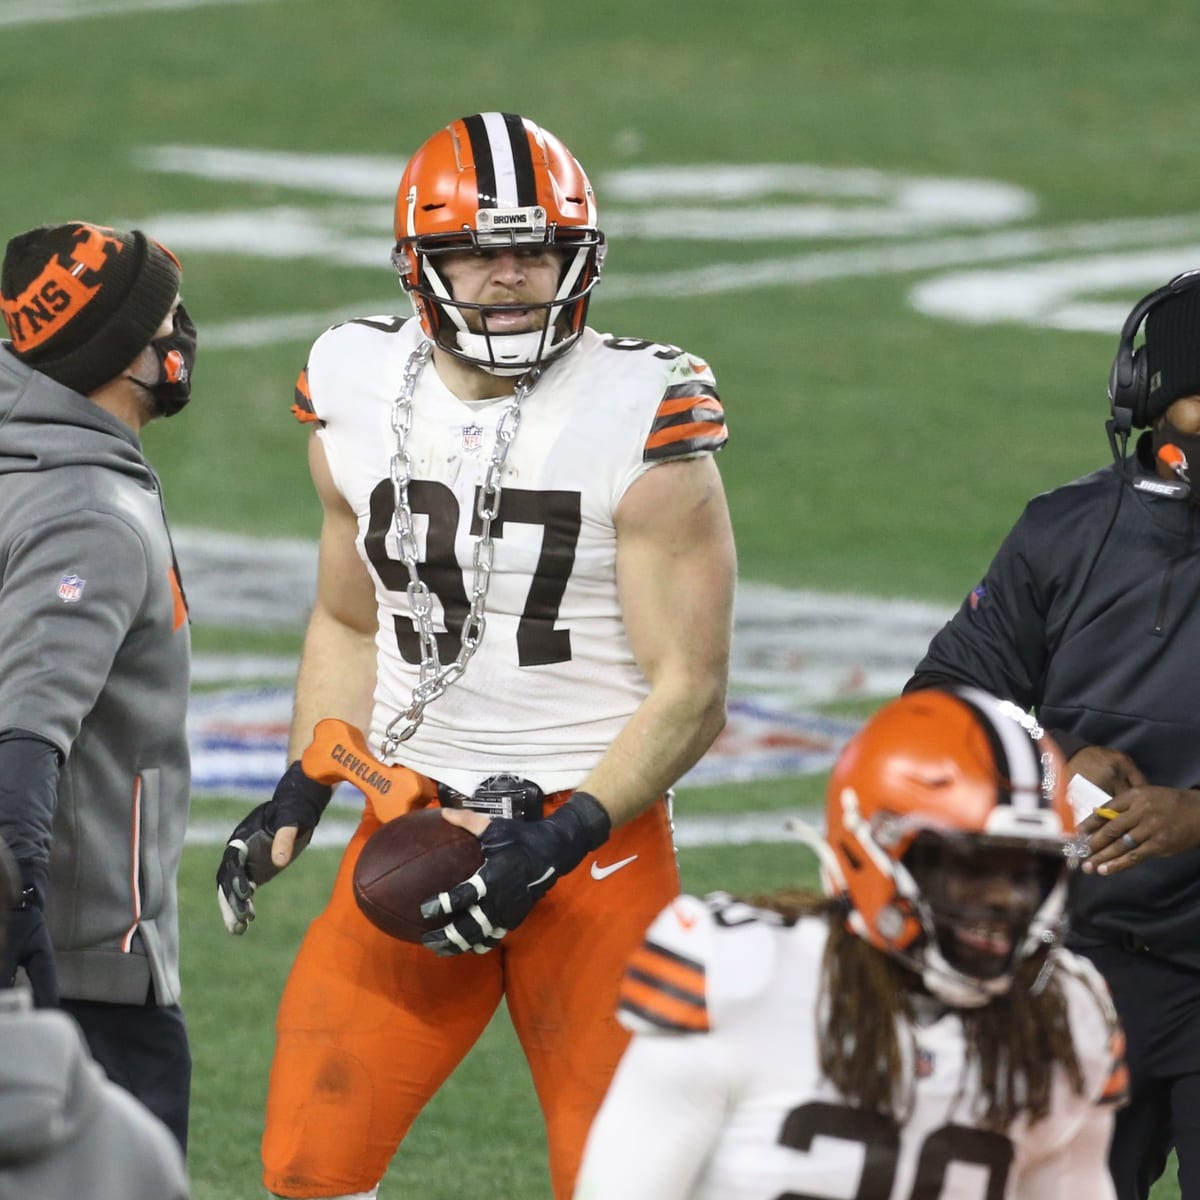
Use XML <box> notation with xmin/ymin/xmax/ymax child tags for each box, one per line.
<box><xmin>420</xmin><ymin>791</ymin><xmax>611</xmax><ymax>956</ymax></box>
<box><xmin>1</xmin><ymin>860</ymin><xmax>59</xmax><ymax>1007</ymax></box>
<box><xmin>216</xmin><ymin>761</ymin><xmax>333</xmax><ymax>935</ymax></box>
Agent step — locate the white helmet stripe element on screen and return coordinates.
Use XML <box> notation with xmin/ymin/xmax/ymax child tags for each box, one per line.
<box><xmin>480</xmin><ymin>112</ymin><xmax>521</xmax><ymax>208</ymax></box>
<box><xmin>956</xmin><ymin>686</ymin><xmax>1043</xmax><ymax>813</ymax></box>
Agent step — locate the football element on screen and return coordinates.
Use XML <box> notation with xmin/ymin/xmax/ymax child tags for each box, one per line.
<box><xmin>352</xmin><ymin>808</ymin><xmax>484</xmax><ymax>942</ymax></box>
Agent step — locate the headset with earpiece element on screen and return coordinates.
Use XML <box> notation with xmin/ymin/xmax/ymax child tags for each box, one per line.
<box><xmin>1108</xmin><ymin>268</ymin><xmax>1200</xmax><ymax>436</ymax></box>
<box><xmin>1053</xmin><ymin>270</ymin><xmax>1200</xmax><ymax>663</ymax></box>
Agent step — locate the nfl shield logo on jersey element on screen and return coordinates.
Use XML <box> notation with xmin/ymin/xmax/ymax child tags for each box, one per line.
<box><xmin>462</xmin><ymin>424</ymin><xmax>484</xmax><ymax>453</ymax></box>
<box><xmin>57</xmin><ymin>573</ymin><xmax>86</xmax><ymax>603</ymax></box>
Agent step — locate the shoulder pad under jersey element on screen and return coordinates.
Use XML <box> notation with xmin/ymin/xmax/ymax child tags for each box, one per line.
<box><xmin>616</xmin><ymin>892</ymin><xmax>783</xmax><ymax>1036</ymax></box>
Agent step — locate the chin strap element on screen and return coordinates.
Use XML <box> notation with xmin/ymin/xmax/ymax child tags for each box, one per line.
<box><xmin>453</xmin><ymin>329</ymin><xmax>550</xmax><ymax>377</ymax></box>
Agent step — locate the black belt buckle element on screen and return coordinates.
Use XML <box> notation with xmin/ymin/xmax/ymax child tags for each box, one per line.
<box><xmin>466</xmin><ymin>774</ymin><xmax>544</xmax><ymax>822</ymax></box>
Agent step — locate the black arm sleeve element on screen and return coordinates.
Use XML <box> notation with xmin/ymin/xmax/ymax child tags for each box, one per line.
<box><xmin>0</xmin><ymin>730</ymin><xmax>62</xmax><ymax>867</ymax></box>
<box><xmin>1042</xmin><ymin>727</ymin><xmax>1090</xmax><ymax>761</ymax></box>
<box><xmin>904</xmin><ymin>510</ymin><xmax>1054</xmax><ymax>710</ymax></box>
<box><xmin>903</xmin><ymin>670</ymin><xmax>970</xmax><ymax>694</ymax></box>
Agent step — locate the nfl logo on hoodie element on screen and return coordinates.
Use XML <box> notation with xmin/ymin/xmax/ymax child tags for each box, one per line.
<box><xmin>56</xmin><ymin>573</ymin><xmax>86</xmax><ymax>603</ymax></box>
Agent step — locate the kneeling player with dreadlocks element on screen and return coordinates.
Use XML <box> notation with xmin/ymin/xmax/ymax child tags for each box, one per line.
<box><xmin>574</xmin><ymin>688</ymin><xmax>1128</xmax><ymax>1200</ymax></box>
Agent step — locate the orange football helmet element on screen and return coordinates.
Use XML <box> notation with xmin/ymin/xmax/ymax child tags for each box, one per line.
<box><xmin>391</xmin><ymin>112</ymin><xmax>606</xmax><ymax>376</ymax></box>
<box><xmin>822</xmin><ymin>687</ymin><xmax>1078</xmax><ymax>1007</ymax></box>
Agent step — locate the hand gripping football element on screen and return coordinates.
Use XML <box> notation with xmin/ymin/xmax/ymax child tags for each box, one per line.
<box><xmin>353</xmin><ymin>809</ymin><xmax>484</xmax><ymax>942</ymax></box>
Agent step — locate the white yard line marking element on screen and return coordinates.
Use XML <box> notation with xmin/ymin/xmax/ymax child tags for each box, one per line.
<box><xmin>0</xmin><ymin>0</ymin><xmax>273</xmax><ymax>28</ymax></box>
<box><xmin>193</xmin><ymin>216</ymin><xmax>1200</xmax><ymax>349</ymax></box>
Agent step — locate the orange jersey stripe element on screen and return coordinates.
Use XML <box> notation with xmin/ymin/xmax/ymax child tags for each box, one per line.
<box><xmin>617</xmin><ymin>940</ymin><xmax>710</xmax><ymax>1033</ymax></box>
<box><xmin>645</xmin><ymin>419</ymin><xmax>728</xmax><ymax>453</ymax></box>
<box><xmin>644</xmin><ymin>383</ymin><xmax>727</xmax><ymax>462</ymax></box>
<box><xmin>655</xmin><ymin>394</ymin><xmax>724</xmax><ymax>420</ymax></box>
<box><xmin>619</xmin><ymin>978</ymin><xmax>709</xmax><ymax>1033</ymax></box>
<box><xmin>291</xmin><ymin>403</ymin><xmax>321</xmax><ymax>425</ymax></box>
<box><xmin>625</xmin><ymin>942</ymin><xmax>706</xmax><ymax>997</ymax></box>
<box><xmin>1098</xmin><ymin>1028</ymin><xmax>1130</xmax><ymax>1108</ymax></box>
<box><xmin>292</xmin><ymin>366</ymin><xmax>321</xmax><ymax>425</ymax></box>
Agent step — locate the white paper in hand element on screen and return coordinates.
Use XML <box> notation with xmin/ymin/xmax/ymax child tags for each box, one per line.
<box><xmin>1067</xmin><ymin>774</ymin><xmax>1111</xmax><ymax>825</ymax></box>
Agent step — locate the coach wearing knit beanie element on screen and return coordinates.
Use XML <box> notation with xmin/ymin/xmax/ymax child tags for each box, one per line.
<box><xmin>1</xmin><ymin>221</ymin><xmax>196</xmax><ymax>424</ymax></box>
<box><xmin>0</xmin><ymin>220</ymin><xmax>196</xmax><ymax>1152</ymax></box>
<box><xmin>1144</xmin><ymin>282</ymin><xmax>1200</xmax><ymax>425</ymax></box>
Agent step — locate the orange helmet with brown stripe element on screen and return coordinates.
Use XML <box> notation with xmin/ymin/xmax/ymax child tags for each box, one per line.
<box><xmin>823</xmin><ymin>687</ymin><xmax>1078</xmax><ymax>1007</ymax></box>
<box><xmin>391</xmin><ymin>113</ymin><xmax>605</xmax><ymax>377</ymax></box>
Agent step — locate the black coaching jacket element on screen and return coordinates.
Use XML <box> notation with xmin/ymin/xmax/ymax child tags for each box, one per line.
<box><xmin>907</xmin><ymin>435</ymin><xmax>1200</xmax><ymax>968</ymax></box>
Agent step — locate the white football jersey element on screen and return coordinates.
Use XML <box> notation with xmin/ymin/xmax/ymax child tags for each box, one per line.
<box><xmin>295</xmin><ymin>317</ymin><xmax>726</xmax><ymax>795</ymax></box>
<box><xmin>575</xmin><ymin>894</ymin><xmax>1126</xmax><ymax>1200</ymax></box>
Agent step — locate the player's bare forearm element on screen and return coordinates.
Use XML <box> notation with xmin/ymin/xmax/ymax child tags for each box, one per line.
<box><xmin>587</xmin><ymin>454</ymin><xmax>736</xmax><ymax>826</ymax></box>
<box><xmin>576</xmin><ymin>679</ymin><xmax>727</xmax><ymax>827</ymax></box>
<box><xmin>287</xmin><ymin>604</ymin><xmax>376</xmax><ymax>759</ymax></box>
<box><xmin>287</xmin><ymin>433</ymin><xmax>380</xmax><ymax>759</ymax></box>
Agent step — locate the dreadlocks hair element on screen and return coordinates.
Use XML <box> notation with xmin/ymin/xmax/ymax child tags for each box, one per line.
<box><xmin>745</xmin><ymin>888</ymin><xmax>1091</xmax><ymax>1130</ymax></box>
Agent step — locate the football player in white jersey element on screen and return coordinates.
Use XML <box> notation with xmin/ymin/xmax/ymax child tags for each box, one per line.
<box><xmin>575</xmin><ymin>688</ymin><xmax>1128</xmax><ymax>1200</ymax></box>
<box><xmin>214</xmin><ymin>113</ymin><xmax>735</xmax><ymax>1200</ymax></box>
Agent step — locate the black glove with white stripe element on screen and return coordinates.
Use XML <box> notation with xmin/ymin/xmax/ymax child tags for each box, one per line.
<box><xmin>420</xmin><ymin>791</ymin><xmax>611</xmax><ymax>956</ymax></box>
<box><xmin>216</xmin><ymin>761</ymin><xmax>332</xmax><ymax>935</ymax></box>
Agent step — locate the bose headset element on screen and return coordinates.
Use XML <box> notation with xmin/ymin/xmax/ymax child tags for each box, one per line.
<box><xmin>1108</xmin><ymin>268</ymin><xmax>1200</xmax><ymax>437</ymax></box>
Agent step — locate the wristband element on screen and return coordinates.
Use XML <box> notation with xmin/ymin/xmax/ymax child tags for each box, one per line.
<box><xmin>562</xmin><ymin>790</ymin><xmax>612</xmax><ymax>851</ymax></box>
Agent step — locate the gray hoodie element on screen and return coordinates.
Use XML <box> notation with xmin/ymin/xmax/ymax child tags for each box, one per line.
<box><xmin>0</xmin><ymin>345</ymin><xmax>191</xmax><ymax>1005</ymax></box>
<box><xmin>0</xmin><ymin>989</ymin><xmax>188</xmax><ymax>1198</ymax></box>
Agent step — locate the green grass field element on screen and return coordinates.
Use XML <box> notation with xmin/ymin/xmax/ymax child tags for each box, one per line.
<box><xmin>5</xmin><ymin>0</ymin><xmax>1198</xmax><ymax>1194</ymax></box>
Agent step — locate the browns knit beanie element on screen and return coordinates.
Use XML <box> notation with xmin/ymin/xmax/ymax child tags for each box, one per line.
<box><xmin>0</xmin><ymin>221</ymin><xmax>181</xmax><ymax>396</ymax></box>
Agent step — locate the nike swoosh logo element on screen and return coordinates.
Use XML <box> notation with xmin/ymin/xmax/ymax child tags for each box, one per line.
<box><xmin>590</xmin><ymin>855</ymin><xmax>638</xmax><ymax>880</ymax></box>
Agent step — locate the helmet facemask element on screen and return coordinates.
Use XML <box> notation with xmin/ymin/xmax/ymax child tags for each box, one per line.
<box><xmin>897</xmin><ymin>828</ymin><xmax>1071</xmax><ymax>1008</ymax></box>
<box><xmin>391</xmin><ymin>220</ymin><xmax>604</xmax><ymax>378</ymax></box>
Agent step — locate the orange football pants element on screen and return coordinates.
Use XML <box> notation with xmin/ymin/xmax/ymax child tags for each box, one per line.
<box><xmin>261</xmin><ymin>792</ymin><xmax>680</xmax><ymax>1199</ymax></box>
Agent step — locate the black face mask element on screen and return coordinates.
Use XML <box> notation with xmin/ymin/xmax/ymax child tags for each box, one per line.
<box><xmin>128</xmin><ymin>303</ymin><xmax>197</xmax><ymax>417</ymax></box>
<box><xmin>1152</xmin><ymin>419</ymin><xmax>1200</xmax><ymax>504</ymax></box>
